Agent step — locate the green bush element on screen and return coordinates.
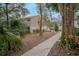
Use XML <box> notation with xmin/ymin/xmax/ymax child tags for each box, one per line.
<box><xmin>0</xmin><ymin>34</ymin><xmax>8</xmax><ymax>55</ymax></box>
<box><xmin>0</xmin><ymin>32</ymin><xmax>22</xmax><ymax>56</ymax></box>
<box><xmin>54</xmin><ymin>23</ymin><xmax>59</xmax><ymax>31</ymax></box>
<box><xmin>75</xmin><ymin>28</ymin><xmax>79</xmax><ymax>36</ymax></box>
<box><xmin>10</xmin><ymin>19</ymin><xmax>29</xmax><ymax>36</ymax></box>
<box><xmin>0</xmin><ymin>18</ymin><xmax>27</xmax><ymax>55</ymax></box>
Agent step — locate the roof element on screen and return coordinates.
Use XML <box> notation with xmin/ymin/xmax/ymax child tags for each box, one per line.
<box><xmin>21</xmin><ymin>15</ymin><xmax>40</xmax><ymax>19</ymax></box>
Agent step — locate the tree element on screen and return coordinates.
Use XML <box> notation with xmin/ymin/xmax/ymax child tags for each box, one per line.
<box><xmin>0</xmin><ymin>3</ymin><xmax>29</xmax><ymax>29</ymax></box>
<box><xmin>0</xmin><ymin>3</ymin><xmax>29</xmax><ymax>55</ymax></box>
<box><xmin>58</xmin><ymin>4</ymin><xmax>75</xmax><ymax>52</ymax></box>
<box><xmin>45</xmin><ymin>4</ymin><xmax>59</xmax><ymax>21</ymax></box>
<box><xmin>36</xmin><ymin>4</ymin><xmax>46</xmax><ymax>36</ymax></box>
<box><xmin>5</xmin><ymin>3</ymin><xmax>9</xmax><ymax>29</ymax></box>
<box><xmin>39</xmin><ymin>4</ymin><xmax>43</xmax><ymax>36</ymax></box>
<box><xmin>60</xmin><ymin>4</ymin><xmax>74</xmax><ymax>39</ymax></box>
<box><xmin>46</xmin><ymin>4</ymin><xmax>76</xmax><ymax>52</ymax></box>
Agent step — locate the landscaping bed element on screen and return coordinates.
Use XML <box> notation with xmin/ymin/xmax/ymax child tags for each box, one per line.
<box><xmin>11</xmin><ymin>32</ymin><xmax>55</xmax><ymax>56</ymax></box>
<box><xmin>48</xmin><ymin>41</ymin><xmax>79</xmax><ymax>56</ymax></box>
<box><xmin>48</xmin><ymin>41</ymin><xmax>66</xmax><ymax>56</ymax></box>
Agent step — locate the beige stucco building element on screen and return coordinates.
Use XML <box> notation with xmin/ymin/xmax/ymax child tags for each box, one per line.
<box><xmin>22</xmin><ymin>16</ymin><xmax>50</xmax><ymax>33</ymax></box>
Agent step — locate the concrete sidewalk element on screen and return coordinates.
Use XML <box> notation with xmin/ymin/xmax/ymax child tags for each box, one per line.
<box><xmin>22</xmin><ymin>32</ymin><xmax>61</xmax><ymax>56</ymax></box>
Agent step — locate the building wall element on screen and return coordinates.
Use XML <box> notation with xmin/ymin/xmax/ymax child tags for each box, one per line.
<box><xmin>74</xmin><ymin>20</ymin><xmax>79</xmax><ymax>28</ymax></box>
<box><xmin>24</xmin><ymin>16</ymin><xmax>49</xmax><ymax>33</ymax></box>
<box><xmin>30</xmin><ymin>16</ymin><xmax>40</xmax><ymax>29</ymax></box>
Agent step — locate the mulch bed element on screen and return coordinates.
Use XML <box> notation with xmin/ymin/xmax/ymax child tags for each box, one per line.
<box><xmin>48</xmin><ymin>41</ymin><xmax>79</xmax><ymax>56</ymax></box>
<box><xmin>11</xmin><ymin>32</ymin><xmax>55</xmax><ymax>56</ymax></box>
<box><xmin>48</xmin><ymin>41</ymin><xmax>66</xmax><ymax>56</ymax></box>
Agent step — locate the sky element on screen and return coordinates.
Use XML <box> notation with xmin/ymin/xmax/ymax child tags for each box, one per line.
<box><xmin>25</xmin><ymin>3</ymin><xmax>39</xmax><ymax>16</ymax></box>
<box><xmin>25</xmin><ymin>3</ymin><xmax>62</xmax><ymax>20</ymax></box>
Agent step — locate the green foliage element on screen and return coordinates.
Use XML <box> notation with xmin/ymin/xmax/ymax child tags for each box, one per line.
<box><xmin>0</xmin><ymin>17</ymin><xmax>29</xmax><ymax>55</ymax></box>
<box><xmin>10</xmin><ymin>19</ymin><xmax>29</xmax><ymax>36</ymax></box>
<box><xmin>45</xmin><ymin>3</ymin><xmax>59</xmax><ymax>12</ymax></box>
<box><xmin>0</xmin><ymin>32</ymin><xmax>22</xmax><ymax>56</ymax></box>
<box><xmin>54</xmin><ymin>23</ymin><xmax>59</xmax><ymax>31</ymax></box>
<box><xmin>61</xmin><ymin>37</ymin><xmax>78</xmax><ymax>51</ymax></box>
<box><xmin>45</xmin><ymin>20</ymin><xmax>53</xmax><ymax>27</ymax></box>
<box><xmin>60</xmin><ymin>35</ymin><xmax>66</xmax><ymax>46</ymax></box>
<box><xmin>0</xmin><ymin>34</ymin><xmax>8</xmax><ymax>55</ymax></box>
<box><xmin>66</xmin><ymin>39</ymin><xmax>77</xmax><ymax>50</ymax></box>
<box><xmin>0</xmin><ymin>3</ymin><xmax>30</xmax><ymax>55</ymax></box>
<box><xmin>75</xmin><ymin>28</ymin><xmax>79</xmax><ymax>36</ymax></box>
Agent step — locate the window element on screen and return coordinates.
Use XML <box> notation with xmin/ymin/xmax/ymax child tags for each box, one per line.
<box><xmin>27</xmin><ymin>18</ymin><xmax>30</xmax><ymax>21</ymax></box>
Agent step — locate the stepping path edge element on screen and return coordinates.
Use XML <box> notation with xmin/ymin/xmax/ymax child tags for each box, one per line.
<box><xmin>22</xmin><ymin>32</ymin><xmax>61</xmax><ymax>56</ymax></box>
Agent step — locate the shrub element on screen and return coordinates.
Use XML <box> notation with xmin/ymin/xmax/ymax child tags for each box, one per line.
<box><xmin>10</xmin><ymin>19</ymin><xmax>29</xmax><ymax>36</ymax></box>
<box><xmin>75</xmin><ymin>28</ymin><xmax>79</xmax><ymax>36</ymax></box>
<box><xmin>0</xmin><ymin>34</ymin><xmax>8</xmax><ymax>55</ymax></box>
<box><xmin>54</xmin><ymin>23</ymin><xmax>59</xmax><ymax>31</ymax></box>
<box><xmin>0</xmin><ymin>19</ymin><xmax>24</xmax><ymax>55</ymax></box>
<box><xmin>0</xmin><ymin>32</ymin><xmax>22</xmax><ymax>56</ymax></box>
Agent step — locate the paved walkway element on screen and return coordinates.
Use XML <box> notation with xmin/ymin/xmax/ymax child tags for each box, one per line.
<box><xmin>22</xmin><ymin>32</ymin><xmax>61</xmax><ymax>56</ymax></box>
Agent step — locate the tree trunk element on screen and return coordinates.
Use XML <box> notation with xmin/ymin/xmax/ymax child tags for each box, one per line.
<box><xmin>58</xmin><ymin>4</ymin><xmax>66</xmax><ymax>42</ymax></box>
<box><xmin>58</xmin><ymin>3</ymin><xmax>75</xmax><ymax>40</ymax></box>
<box><xmin>5</xmin><ymin>3</ymin><xmax>9</xmax><ymax>29</ymax></box>
<box><xmin>62</xmin><ymin>4</ymin><xmax>75</xmax><ymax>53</ymax></box>
<box><xmin>58</xmin><ymin>4</ymin><xmax>75</xmax><ymax>54</ymax></box>
<box><xmin>39</xmin><ymin>4</ymin><xmax>43</xmax><ymax>36</ymax></box>
<box><xmin>63</xmin><ymin>3</ymin><xmax>75</xmax><ymax>39</ymax></box>
<box><xmin>49</xmin><ymin>8</ymin><xmax>52</xmax><ymax>21</ymax></box>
